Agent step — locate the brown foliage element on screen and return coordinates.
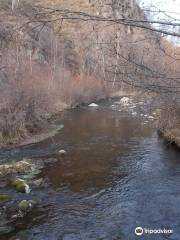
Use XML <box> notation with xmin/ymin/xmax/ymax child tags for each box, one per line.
<box><xmin>0</xmin><ymin>55</ymin><xmax>105</xmax><ymax>144</ymax></box>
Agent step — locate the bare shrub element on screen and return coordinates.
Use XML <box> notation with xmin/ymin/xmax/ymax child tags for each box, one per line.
<box><xmin>0</xmin><ymin>48</ymin><xmax>105</xmax><ymax>144</ymax></box>
<box><xmin>60</xmin><ymin>74</ymin><xmax>106</xmax><ymax>106</ymax></box>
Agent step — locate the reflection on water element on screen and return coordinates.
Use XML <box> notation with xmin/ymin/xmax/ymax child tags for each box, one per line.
<box><xmin>0</xmin><ymin>101</ymin><xmax>180</xmax><ymax>240</ymax></box>
<box><xmin>41</xmin><ymin>109</ymin><xmax>153</xmax><ymax>192</ymax></box>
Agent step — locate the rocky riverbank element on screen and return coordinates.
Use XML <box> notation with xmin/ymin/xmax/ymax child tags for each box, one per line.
<box><xmin>0</xmin><ymin>158</ymin><xmax>49</xmax><ymax>238</ymax></box>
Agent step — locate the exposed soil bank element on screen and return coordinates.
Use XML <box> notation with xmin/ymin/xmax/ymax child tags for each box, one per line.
<box><xmin>0</xmin><ymin>112</ymin><xmax>66</xmax><ymax>150</ymax></box>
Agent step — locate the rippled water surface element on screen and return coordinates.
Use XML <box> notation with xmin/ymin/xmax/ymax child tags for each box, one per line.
<box><xmin>1</xmin><ymin>99</ymin><xmax>180</xmax><ymax>240</ymax></box>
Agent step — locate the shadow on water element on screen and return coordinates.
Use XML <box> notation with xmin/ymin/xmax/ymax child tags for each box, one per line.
<box><xmin>0</xmin><ymin>101</ymin><xmax>180</xmax><ymax>240</ymax></box>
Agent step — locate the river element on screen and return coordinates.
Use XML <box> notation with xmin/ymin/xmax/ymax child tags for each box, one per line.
<box><xmin>0</xmin><ymin>98</ymin><xmax>180</xmax><ymax>240</ymax></box>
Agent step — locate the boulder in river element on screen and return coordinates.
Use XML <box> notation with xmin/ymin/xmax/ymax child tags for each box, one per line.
<box><xmin>59</xmin><ymin>149</ymin><xmax>67</xmax><ymax>155</ymax></box>
<box><xmin>18</xmin><ymin>200</ymin><xmax>36</xmax><ymax>212</ymax></box>
<box><xmin>0</xmin><ymin>160</ymin><xmax>32</xmax><ymax>176</ymax></box>
<box><xmin>13</xmin><ymin>178</ymin><xmax>31</xmax><ymax>193</ymax></box>
<box><xmin>88</xmin><ymin>103</ymin><xmax>99</xmax><ymax>107</ymax></box>
<box><xmin>132</xmin><ymin>111</ymin><xmax>137</xmax><ymax>116</ymax></box>
<box><xmin>120</xmin><ymin>97</ymin><xmax>131</xmax><ymax>105</ymax></box>
<box><xmin>148</xmin><ymin>116</ymin><xmax>154</xmax><ymax>120</ymax></box>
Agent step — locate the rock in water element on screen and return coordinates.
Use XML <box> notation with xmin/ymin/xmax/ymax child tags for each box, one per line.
<box><xmin>18</xmin><ymin>200</ymin><xmax>36</xmax><ymax>212</ymax></box>
<box><xmin>13</xmin><ymin>178</ymin><xmax>30</xmax><ymax>193</ymax></box>
<box><xmin>59</xmin><ymin>149</ymin><xmax>67</xmax><ymax>155</ymax></box>
<box><xmin>33</xmin><ymin>178</ymin><xmax>43</xmax><ymax>187</ymax></box>
<box><xmin>0</xmin><ymin>160</ymin><xmax>32</xmax><ymax>175</ymax></box>
<box><xmin>132</xmin><ymin>111</ymin><xmax>137</xmax><ymax>116</ymax></box>
<box><xmin>120</xmin><ymin>97</ymin><xmax>131</xmax><ymax>105</ymax></box>
<box><xmin>88</xmin><ymin>103</ymin><xmax>99</xmax><ymax>107</ymax></box>
<box><xmin>58</xmin><ymin>124</ymin><xmax>64</xmax><ymax>130</ymax></box>
<box><xmin>18</xmin><ymin>200</ymin><xmax>30</xmax><ymax>211</ymax></box>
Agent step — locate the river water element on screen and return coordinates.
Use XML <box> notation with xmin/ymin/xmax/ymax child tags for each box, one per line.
<box><xmin>0</xmin><ymin>99</ymin><xmax>180</xmax><ymax>240</ymax></box>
